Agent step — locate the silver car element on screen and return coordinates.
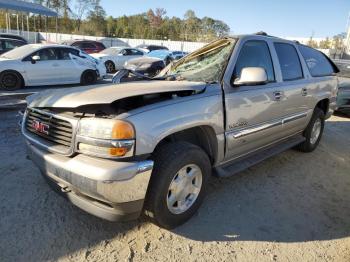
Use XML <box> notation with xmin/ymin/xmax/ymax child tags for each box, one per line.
<box><xmin>22</xmin><ymin>34</ymin><xmax>338</xmax><ymax>228</ymax></box>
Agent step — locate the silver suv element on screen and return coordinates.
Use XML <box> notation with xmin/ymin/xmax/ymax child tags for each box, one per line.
<box><xmin>22</xmin><ymin>34</ymin><xmax>339</xmax><ymax>228</ymax></box>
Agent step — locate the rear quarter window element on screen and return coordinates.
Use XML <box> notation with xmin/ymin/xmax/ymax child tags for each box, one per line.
<box><xmin>298</xmin><ymin>45</ymin><xmax>337</xmax><ymax>77</ymax></box>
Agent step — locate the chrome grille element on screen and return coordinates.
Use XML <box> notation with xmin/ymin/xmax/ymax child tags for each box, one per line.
<box><xmin>25</xmin><ymin>109</ymin><xmax>73</xmax><ymax>150</ymax></box>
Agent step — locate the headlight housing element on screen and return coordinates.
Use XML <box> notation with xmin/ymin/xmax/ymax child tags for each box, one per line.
<box><xmin>77</xmin><ymin>118</ymin><xmax>135</xmax><ymax>158</ymax></box>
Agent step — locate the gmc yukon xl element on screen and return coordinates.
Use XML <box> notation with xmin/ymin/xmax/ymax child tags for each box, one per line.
<box><xmin>22</xmin><ymin>34</ymin><xmax>339</xmax><ymax>228</ymax></box>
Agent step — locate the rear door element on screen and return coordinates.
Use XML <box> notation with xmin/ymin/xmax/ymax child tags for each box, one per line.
<box><xmin>55</xmin><ymin>47</ymin><xmax>83</xmax><ymax>83</ymax></box>
<box><xmin>270</xmin><ymin>42</ymin><xmax>311</xmax><ymax>138</ymax></box>
<box><xmin>223</xmin><ymin>39</ymin><xmax>287</xmax><ymax>160</ymax></box>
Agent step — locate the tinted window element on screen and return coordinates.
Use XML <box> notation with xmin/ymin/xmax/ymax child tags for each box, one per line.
<box><xmin>274</xmin><ymin>43</ymin><xmax>303</xmax><ymax>81</ymax></box>
<box><xmin>233</xmin><ymin>40</ymin><xmax>275</xmax><ymax>82</ymax></box>
<box><xmin>76</xmin><ymin>42</ymin><xmax>95</xmax><ymax>49</ymax></box>
<box><xmin>57</xmin><ymin>48</ymin><xmax>80</xmax><ymax>60</ymax></box>
<box><xmin>3</xmin><ymin>40</ymin><xmax>24</xmax><ymax>49</ymax></box>
<box><xmin>299</xmin><ymin>45</ymin><xmax>335</xmax><ymax>77</ymax></box>
<box><xmin>30</xmin><ymin>48</ymin><xmax>58</xmax><ymax>61</ymax></box>
<box><xmin>129</xmin><ymin>49</ymin><xmax>143</xmax><ymax>56</ymax></box>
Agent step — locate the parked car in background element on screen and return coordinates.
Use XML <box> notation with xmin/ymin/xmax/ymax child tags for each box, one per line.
<box><xmin>0</xmin><ymin>33</ymin><xmax>28</xmax><ymax>44</ymax></box>
<box><xmin>61</xmin><ymin>40</ymin><xmax>106</xmax><ymax>54</ymax></box>
<box><xmin>334</xmin><ymin>59</ymin><xmax>350</xmax><ymax>114</ymax></box>
<box><xmin>124</xmin><ymin>55</ymin><xmax>165</xmax><ymax>77</ymax></box>
<box><xmin>22</xmin><ymin>34</ymin><xmax>339</xmax><ymax>228</ymax></box>
<box><xmin>123</xmin><ymin>50</ymin><xmax>186</xmax><ymax>77</ymax></box>
<box><xmin>147</xmin><ymin>50</ymin><xmax>187</xmax><ymax>65</ymax></box>
<box><xmin>0</xmin><ymin>44</ymin><xmax>106</xmax><ymax>90</ymax></box>
<box><xmin>0</xmin><ymin>37</ymin><xmax>27</xmax><ymax>55</ymax></box>
<box><xmin>135</xmin><ymin>44</ymin><xmax>168</xmax><ymax>53</ymax></box>
<box><xmin>90</xmin><ymin>47</ymin><xmax>144</xmax><ymax>73</ymax></box>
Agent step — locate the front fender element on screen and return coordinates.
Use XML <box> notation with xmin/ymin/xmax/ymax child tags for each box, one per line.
<box><xmin>126</xmin><ymin>93</ymin><xmax>225</xmax><ymax>156</ymax></box>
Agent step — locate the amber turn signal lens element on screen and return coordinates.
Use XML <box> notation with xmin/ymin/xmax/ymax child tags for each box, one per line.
<box><xmin>109</xmin><ymin>147</ymin><xmax>128</xmax><ymax>157</ymax></box>
<box><xmin>111</xmin><ymin>121</ymin><xmax>135</xmax><ymax>140</ymax></box>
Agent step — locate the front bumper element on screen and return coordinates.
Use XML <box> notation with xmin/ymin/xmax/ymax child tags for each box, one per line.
<box><xmin>26</xmin><ymin>141</ymin><xmax>153</xmax><ymax>221</ymax></box>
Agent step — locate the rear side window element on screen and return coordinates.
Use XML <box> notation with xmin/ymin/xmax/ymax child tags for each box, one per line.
<box><xmin>298</xmin><ymin>45</ymin><xmax>335</xmax><ymax>77</ymax></box>
<box><xmin>274</xmin><ymin>43</ymin><xmax>303</xmax><ymax>81</ymax></box>
<box><xmin>233</xmin><ymin>40</ymin><xmax>275</xmax><ymax>82</ymax></box>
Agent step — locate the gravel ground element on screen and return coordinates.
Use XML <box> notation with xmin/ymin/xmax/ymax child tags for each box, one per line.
<box><xmin>0</xmin><ymin>110</ymin><xmax>349</xmax><ymax>262</ymax></box>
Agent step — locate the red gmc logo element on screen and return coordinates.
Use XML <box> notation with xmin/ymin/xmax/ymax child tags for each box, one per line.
<box><xmin>32</xmin><ymin>120</ymin><xmax>49</xmax><ymax>135</ymax></box>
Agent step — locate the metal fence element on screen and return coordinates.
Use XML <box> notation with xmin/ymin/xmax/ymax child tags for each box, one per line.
<box><xmin>0</xmin><ymin>29</ymin><xmax>207</xmax><ymax>52</ymax></box>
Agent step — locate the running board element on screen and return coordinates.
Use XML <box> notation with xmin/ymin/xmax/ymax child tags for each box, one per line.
<box><xmin>214</xmin><ymin>135</ymin><xmax>305</xmax><ymax>178</ymax></box>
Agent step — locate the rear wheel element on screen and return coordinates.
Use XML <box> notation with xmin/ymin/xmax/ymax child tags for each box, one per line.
<box><xmin>0</xmin><ymin>71</ymin><xmax>23</xmax><ymax>91</ymax></box>
<box><xmin>296</xmin><ymin>108</ymin><xmax>325</xmax><ymax>152</ymax></box>
<box><xmin>105</xmin><ymin>60</ymin><xmax>115</xmax><ymax>73</ymax></box>
<box><xmin>145</xmin><ymin>142</ymin><xmax>211</xmax><ymax>229</ymax></box>
<box><xmin>80</xmin><ymin>70</ymin><xmax>97</xmax><ymax>85</ymax></box>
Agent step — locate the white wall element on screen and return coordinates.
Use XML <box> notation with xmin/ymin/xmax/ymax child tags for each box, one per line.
<box><xmin>35</xmin><ymin>31</ymin><xmax>206</xmax><ymax>52</ymax></box>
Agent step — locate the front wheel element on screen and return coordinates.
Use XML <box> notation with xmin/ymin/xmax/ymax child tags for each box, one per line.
<box><xmin>105</xmin><ymin>61</ymin><xmax>115</xmax><ymax>73</ymax></box>
<box><xmin>296</xmin><ymin>108</ymin><xmax>325</xmax><ymax>152</ymax></box>
<box><xmin>145</xmin><ymin>142</ymin><xmax>211</xmax><ymax>229</ymax></box>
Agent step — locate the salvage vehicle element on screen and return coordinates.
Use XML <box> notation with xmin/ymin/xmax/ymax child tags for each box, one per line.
<box><xmin>135</xmin><ymin>44</ymin><xmax>169</xmax><ymax>53</ymax></box>
<box><xmin>333</xmin><ymin>59</ymin><xmax>350</xmax><ymax>114</ymax></box>
<box><xmin>0</xmin><ymin>44</ymin><xmax>106</xmax><ymax>90</ymax></box>
<box><xmin>0</xmin><ymin>33</ymin><xmax>28</xmax><ymax>44</ymax></box>
<box><xmin>0</xmin><ymin>37</ymin><xmax>27</xmax><ymax>55</ymax></box>
<box><xmin>22</xmin><ymin>34</ymin><xmax>338</xmax><ymax>229</ymax></box>
<box><xmin>90</xmin><ymin>47</ymin><xmax>145</xmax><ymax>73</ymax></box>
<box><xmin>123</xmin><ymin>50</ymin><xmax>188</xmax><ymax>77</ymax></box>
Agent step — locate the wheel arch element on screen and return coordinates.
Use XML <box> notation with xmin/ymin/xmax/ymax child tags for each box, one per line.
<box><xmin>0</xmin><ymin>69</ymin><xmax>25</xmax><ymax>87</ymax></box>
<box><xmin>153</xmin><ymin>125</ymin><xmax>219</xmax><ymax>165</ymax></box>
<box><xmin>315</xmin><ymin>98</ymin><xmax>329</xmax><ymax>115</ymax></box>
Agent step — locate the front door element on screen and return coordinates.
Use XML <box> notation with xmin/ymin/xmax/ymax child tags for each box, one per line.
<box><xmin>223</xmin><ymin>39</ymin><xmax>287</xmax><ymax>160</ymax></box>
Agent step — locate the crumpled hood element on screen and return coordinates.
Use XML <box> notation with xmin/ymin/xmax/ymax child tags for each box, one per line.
<box><xmin>126</xmin><ymin>56</ymin><xmax>162</xmax><ymax>66</ymax></box>
<box><xmin>27</xmin><ymin>80</ymin><xmax>207</xmax><ymax>108</ymax></box>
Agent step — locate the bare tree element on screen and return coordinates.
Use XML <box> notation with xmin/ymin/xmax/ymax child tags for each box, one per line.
<box><xmin>73</xmin><ymin>0</ymin><xmax>94</xmax><ymax>32</ymax></box>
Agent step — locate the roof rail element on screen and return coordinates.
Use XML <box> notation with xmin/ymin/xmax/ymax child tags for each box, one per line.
<box><xmin>255</xmin><ymin>31</ymin><xmax>268</xmax><ymax>36</ymax></box>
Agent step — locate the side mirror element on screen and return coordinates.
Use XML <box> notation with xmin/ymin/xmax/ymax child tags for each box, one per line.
<box><xmin>31</xmin><ymin>55</ymin><xmax>40</xmax><ymax>64</ymax></box>
<box><xmin>233</xmin><ymin>67</ymin><xmax>268</xmax><ymax>86</ymax></box>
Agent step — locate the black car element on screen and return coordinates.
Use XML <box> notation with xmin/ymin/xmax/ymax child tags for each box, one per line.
<box><xmin>135</xmin><ymin>44</ymin><xmax>169</xmax><ymax>53</ymax></box>
<box><xmin>0</xmin><ymin>38</ymin><xmax>27</xmax><ymax>55</ymax></box>
<box><xmin>124</xmin><ymin>56</ymin><xmax>165</xmax><ymax>77</ymax></box>
<box><xmin>0</xmin><ymin>33</ymin><xmax>28</xmax><ymax>44</ymax></box>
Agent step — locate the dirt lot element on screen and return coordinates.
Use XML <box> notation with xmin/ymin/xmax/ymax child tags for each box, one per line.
<box><xmin>0</xmin><ymin>110</ymin><xmax>349</xmax><ymax>262</ymax></box>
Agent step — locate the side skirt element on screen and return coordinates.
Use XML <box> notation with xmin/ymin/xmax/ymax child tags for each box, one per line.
<box><xmin>214</xmin><ymin>134</ymin><xmax>305</xmax><ymax>178</ymax></box>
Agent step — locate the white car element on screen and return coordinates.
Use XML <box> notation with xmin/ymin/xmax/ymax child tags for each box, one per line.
<box><xmin>0</xmin><ymin>44</ymin><xmax>107</xmax><ymax>91</ymax></box>
<box><xmin>90</xmin><ymin>47</ymin><xmax>145</xmax><ymax>73</ymax></box>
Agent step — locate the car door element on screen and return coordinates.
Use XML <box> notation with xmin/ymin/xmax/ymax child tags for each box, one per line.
<box><xmin>270</xmin><ymin>42</ymin><xmax>311</xmax><ymax>138</ymax></box>
<box><xmin>55</xmin><ymin>47</ymin><xmax>83</xmax><ymax>83</ymax></box>
<box><xmin>223</xmin><ymin>39</ymin><xmax>287</xmax><ymax>160</ymax></box>
<box><xmin>22</xmin><ymin>47</ymin><xmax>61</xmax><ymax>85</ymax></box>
<box><xmin>114</xmin><ymin>48</ymin><xmax>130</xmax><ymax>69</ymax></box>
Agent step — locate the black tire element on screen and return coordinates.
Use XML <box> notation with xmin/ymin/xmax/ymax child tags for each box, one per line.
<box><xmin>145</xmin><ymin>142</ymin><xmax>211</xmax><ymax>229</ymax></box>
<box><xmin>296</xmin><ymin>108</ymin><xmax>325</xmax><ymax>152</ymax></box>
<box><xmin>80</xmin><ymin>70</ymin><xmax>97</xmax><ymax>85</ymax></box>
<box><xmin>105</xmin><ymin>60</ymin><xmax>115</xmax><ymax>73</ymax></box>
<box><xmin>0</xmin><ymin>70</ymin><xmax>23</xmax><ymax>91</ymax></box>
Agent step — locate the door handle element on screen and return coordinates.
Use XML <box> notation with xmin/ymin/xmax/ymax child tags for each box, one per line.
<box><xmin>273</xmin><ymin>91</ymin><xmax>282</xmax><ymax>101</ymax></box>
<box><xmin>301</xmin><ymin>87</ymin><xmax>308</xmax><ymax>96</ymax></box>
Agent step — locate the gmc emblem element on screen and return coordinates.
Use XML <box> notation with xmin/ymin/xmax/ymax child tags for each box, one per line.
<box><xmin>32</xmin><ymin>120</ymin><xmax>49</xmax><ymax>135</ymax></box>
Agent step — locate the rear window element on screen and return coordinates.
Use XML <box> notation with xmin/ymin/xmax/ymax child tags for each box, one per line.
<box><xmin>299</xmin><ymin>45</ymin><xmax>336</xmax><ymax>77</ymax></box>
<box><xmin>274</xmin><ymin>43</ymin><xmax>303</xmax><ymax>81</ymax></box>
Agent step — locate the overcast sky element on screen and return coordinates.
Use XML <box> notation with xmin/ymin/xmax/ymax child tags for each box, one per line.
<box><xmin>100</xmin><ymin>0</ymin><xmax>350</xmax><ymax>38</ymax></box>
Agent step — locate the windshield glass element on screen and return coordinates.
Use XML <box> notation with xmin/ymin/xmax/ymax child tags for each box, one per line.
<box><xmin>165</xmin><ymin>38</ymin><xmax>236</xmax><ymax>83</ymax></box>
<box><xmin>0</xmin><ymin>44</ymin><xmax>39</xmax><ymax>59</ymax></box>
<box><xmin>100</xmin><ymin>47</ymin><xmax>122</xmax><ymax>55</ymax></box>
